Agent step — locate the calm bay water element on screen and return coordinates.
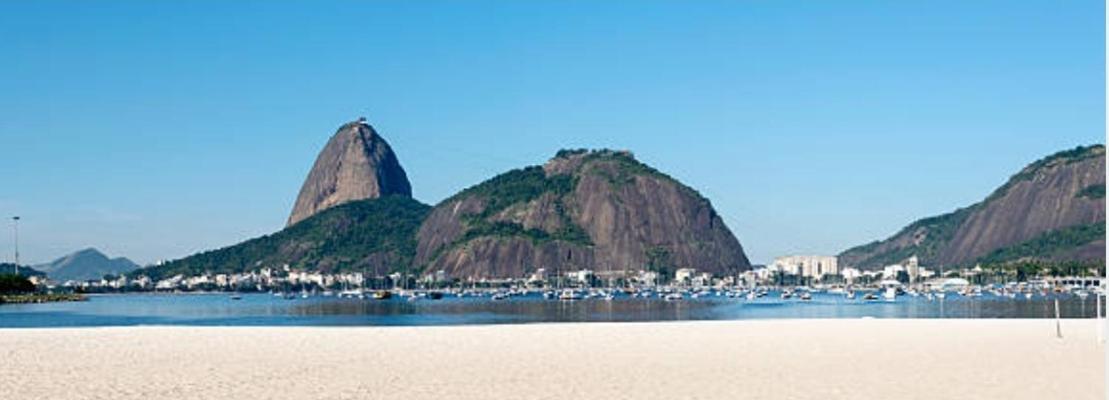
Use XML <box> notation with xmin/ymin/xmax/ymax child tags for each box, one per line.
<box><xmin>0</xmin><ymin>291</ymin><xmax>1102</xmax><ymax>328</ymax></box>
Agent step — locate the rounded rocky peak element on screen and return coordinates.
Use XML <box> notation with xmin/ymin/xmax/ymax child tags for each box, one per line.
<box><xmin>287</xmin><ymin>119</ymin><xmax>412</xmax><ymax>226</ymax></box>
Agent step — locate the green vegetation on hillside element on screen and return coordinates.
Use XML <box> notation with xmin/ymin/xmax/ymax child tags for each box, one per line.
<box><xmin>990</xmin><ymin>145</ymin><xmax>1105</xmax><ymax>201</ymax></box>
<box><xmin>0</xmin><ymin>264</ymin><xmax>44</xmax><ymax>278</ymax></box>
<box><xmin>443</xmin><ymin>163</ymin><xmax>592</xmax><ymax>248</ymax></box>
<box><xmin>980</xmin><ymin>260</ymin><xmax>1105</xmax><ymax>282</ymax></box>
<box><xmin>841</xmin><ymin>144</ymin><xmax>1106</xmax><ymax>270</ymax></box>
<box><xmin>839</xmin><ymin>206</ymin><xmax>975</xmax><ymax>269</ymax></box>
<box><xmin>451</xmin><ymin>166</ymin><xmax>576</xmax><ymax>219</ymax></box>
<box><xmin>645</xmin><ymin>246</ymin><xmax>674</xmax><ymax>279</ymax></box>
<box><xmin>580</xmin><ymin>149</ymin><xmax>709</xmax><ymax>202</ymax></box>
<box><xmin>976</xmin><ymin>223</ymin><xmax>1105</xmax><ymax>265</ymax></box>
<box><xmin>133</xmin><ymin>196</ymin><xmax>430</xmax><ymax>280</ymax></box>
<box><xmin>555</xmin><ymin>148</ymin><xmax>590</xmax><ymax>158</ymax></box>
<box><xmin>1012</xmin><ymin>144</ymin><xmax>1104</xmax><ymax>181</ymax></box>
<box><xmin>430</xmin><ymin>150</ymin><xmax>702</xmax><ymax>266</ymax></box>
<box><xmin>439</xmin><ymin>150</ymin><xmax>713</xmax><ymax>256</ymax></box>
<box><xmin>0</xmin><ymin>274</ymin><xmax>34</xmax><ymax>294</ymax></box>
<box><xmin>1077</xmin><ymin>184</ymin><xmax>1105</xmax><ymax>199</ymax></box>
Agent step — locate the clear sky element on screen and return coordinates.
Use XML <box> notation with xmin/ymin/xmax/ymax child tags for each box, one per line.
<box><xmin>0</xmin><ymin>0</ymin><xmax>1104</xmax><ymax>266</ymax></box>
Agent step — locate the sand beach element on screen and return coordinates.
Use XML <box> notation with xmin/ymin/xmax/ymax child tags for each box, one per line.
<box><xmin>0</xmin><ymin>319</ymin><xmax>1102</xmax><ymax>400</ymax></box>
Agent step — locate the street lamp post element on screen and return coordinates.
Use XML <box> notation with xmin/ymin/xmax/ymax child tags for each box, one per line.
<box><xmin>11</xmin><ymin>216</ymin><xmax>19</xmax><ymax>275</ymax></box>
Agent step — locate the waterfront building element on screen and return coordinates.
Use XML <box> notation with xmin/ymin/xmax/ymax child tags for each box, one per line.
<box><xmin>904</xmin><ymin>256</ymin><xmax>921</xmax><ymax>281</ymax></box>
<box><xmin>882</xmin><ymin>264</ymin><xmax>905</xmax><ymax>280</ymax></box>
<box><xmin>423</xmin><ymin>270</ymin><xmax>449</xmax><ymax>284</ymax></box>
<box><xmin>771</xmin><ymin>255</ymin><xmax>838</xmax><ymax>278</ymax></box>
<box><xmin>674</xmin><ymin>268</ymin><xmax>696</xmax><ymax>285</ymax></box>
<box><xmin>569</xmin><ymin>269</ymin><xmax>594</xmax><ymax>284</ymax></box>
<box><xmin>527</xmin><ymin>268</ymin><xmax>548</xmax><ymax>284</ymax></box>
<box><xmin>840</xmin><ymin>267</ymin><xmax>862</xmax><ymax>283</ymax></box>
<box><xmin>740</xmin><ymin>270</ymin><xmax>761</xmax><ymax>287</ymax></box>
<box><xmin>751</xmin><ymin>267</ymin><xmax>772</xmax><ymax>282</ymax></box>
<box><xmin>693</xmin><ymin>272</ymin><xmax>713</xmax><ymax>288</ymax></box>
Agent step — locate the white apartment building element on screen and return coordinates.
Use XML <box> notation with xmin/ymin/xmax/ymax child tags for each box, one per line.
<box><xmin>771</xmin><ymin>255</ymin><xmax>839</xmax><ymax>278</ymax></box>
<box><xmin>674</xmin><ymin>268</ymin><xmax>697</xmax><ymax>284</ymax></box>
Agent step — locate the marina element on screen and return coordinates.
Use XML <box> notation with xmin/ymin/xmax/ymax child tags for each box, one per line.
<box><xmin>0</xmin><ymin>288</ymin><xmax>1102</xmax><ymax>328</ymax></box>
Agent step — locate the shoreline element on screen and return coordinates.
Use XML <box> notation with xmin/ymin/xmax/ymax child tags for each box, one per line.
<box><xmin>1</xmin><ymin>319</ymin><xmax>1102</xmax><ymax>400</ymax></box>
<box><xmin>0</xmin><ymin>293</ymin><xmax>86</xmax><ymax>304</ymax></box>
<box><xmin>0</xmin><ymin>316</ymin><xmax>1103</xmax><ymax>329</ymax></box>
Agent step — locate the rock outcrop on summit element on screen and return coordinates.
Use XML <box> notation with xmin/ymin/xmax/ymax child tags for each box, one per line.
<box><xmin>414</xmin><ymin>149</ymin><xmax>751</xmax><ymax>279</ymax></box>
<box><xmin>287</xmin><ymin>120</ymin><xmax>412</xmax><ymax>226</ymax></box>
<box><xmin>839</xmin><ymin>145</ymin><xmax>1106</xmax><ymax>269</ymax></box>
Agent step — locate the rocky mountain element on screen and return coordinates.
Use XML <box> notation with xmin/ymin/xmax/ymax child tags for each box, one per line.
<box><xmin>287</xmin><ymin>119</ymin><xmax>412</xmax><ymax>226</ymax></box>
<box><xmin>839</xmin><ymin>145</ymin><xmax>1106</xmax><ymax>269</ymax></box>
<box><xmin>414</xmin><ymin>149</ymin><xmax>751</xmax><ymax>279</ymax></box>
<box><xmin>135</xmin><ymin>196</ymin><xmax>430</xmax><ymax>281</ymax></box>
<box><xmin>36</xmin><ymin>248</ymin><xmax>139</xmax><ymax>282</ymax></box>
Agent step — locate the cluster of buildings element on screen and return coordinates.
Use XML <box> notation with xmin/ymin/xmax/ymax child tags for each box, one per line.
<box><xmin>521</xmin><ymin>267</ymin><xmax>720</xmax><ymax>288</ymax></box>
<box><xmin>753</xmin><ymin>255</ymin><xmax>938</xmax><ymax>284</ymax></box>
<box><xmin>58</xmin><ymin>267</ymin><xmax>372</xmax><ymax>292</ymax></box>
<box><xmin>50</xmin><ymin>251</ymin><xmax>1103</xmax><ymax>293</ymax></box>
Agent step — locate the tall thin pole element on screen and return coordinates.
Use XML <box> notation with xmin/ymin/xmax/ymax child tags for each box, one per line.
<box><xmin>1054</xmin><ymin>298</ymin><xmax>1062</xmax><ymax>339</ymax></box>
<box><xmin>11</xmin><ymin>216</ymin><xmax>18</xmax><ymax>275</ymax></box>
<box><xmin>1097</xmin><ymin>288</ymin><xmax>1103</xmax><ymax>343</ymax></box>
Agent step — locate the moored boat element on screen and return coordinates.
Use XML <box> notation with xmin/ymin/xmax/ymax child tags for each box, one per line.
<box><xmin>558</xmin><ymin>289</ymin><xmax>584</xmax><ymax>301</ymax></box>
<box><xmin>883</xmin><ymin>287</ymin><xmax>897</xmax><ymax>302</ymax></box>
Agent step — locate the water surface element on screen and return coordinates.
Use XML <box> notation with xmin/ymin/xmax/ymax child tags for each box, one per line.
<box><xmin>0</xmin><ymin>291</ymin><xmax>1101</xmax><ymax>328</ymax></box>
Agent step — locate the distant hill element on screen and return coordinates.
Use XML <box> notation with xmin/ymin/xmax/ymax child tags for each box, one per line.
<box><xmin>133</xmin><ymin>195</ymin><xmax>430</xmax><ymax>281</ymax></box>
<box><xmin>414</xmin><ymin>149</ymin><xmax>751</xmax><ymax>279</ymax></box>
<box><xmin>35</xmin><ymin>248</ymin><xmax>139</xmax><ymax>281</ymax></box>
<box><xmin>0</xmin><ymin>263</ymin><xmax>46</xmax><ymax>278</ymax></box>
<box><xmin>840</xmin><ymin>145</ymin><xmax>1106</xmax><ymax>269</ymax></box>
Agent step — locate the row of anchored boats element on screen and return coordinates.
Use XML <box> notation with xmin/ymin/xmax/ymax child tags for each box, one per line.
<box><xmin>259</xmin><ymin>284</ymin><xmax>1099</xmax><ymax>303</ymax></box>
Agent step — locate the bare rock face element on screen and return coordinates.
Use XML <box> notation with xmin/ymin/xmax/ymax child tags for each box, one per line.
<box><xmin>840</xmin><ymin>145</ymin><xmax>1105</xmax><ymax>269</ymax></box>
<box><xmin>938</xmin><ymin>147</ymin><xmax>1105</xmax><ymax>265</ymax></box>
<box><xmin>287</xmin><ymin>120</ymin><xmax>412</xmax><ymax>226</ymax></box>
<box><xmin>414</xmin><ymin>149</ymin><xmax>751</xmax><ymax>279</ymax></box>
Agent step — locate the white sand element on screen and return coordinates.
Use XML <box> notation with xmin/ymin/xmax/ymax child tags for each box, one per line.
<box><xmin>0</xmin><ymin>319</ymin><xmax>1102</xmax><ymax>400</ymax></box>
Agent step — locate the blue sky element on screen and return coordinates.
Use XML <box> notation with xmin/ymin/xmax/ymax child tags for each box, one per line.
<box><xmin>0</xmin><ymin>0</ymin><xmax>1103</xmax><ymax>265</ymax></box>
